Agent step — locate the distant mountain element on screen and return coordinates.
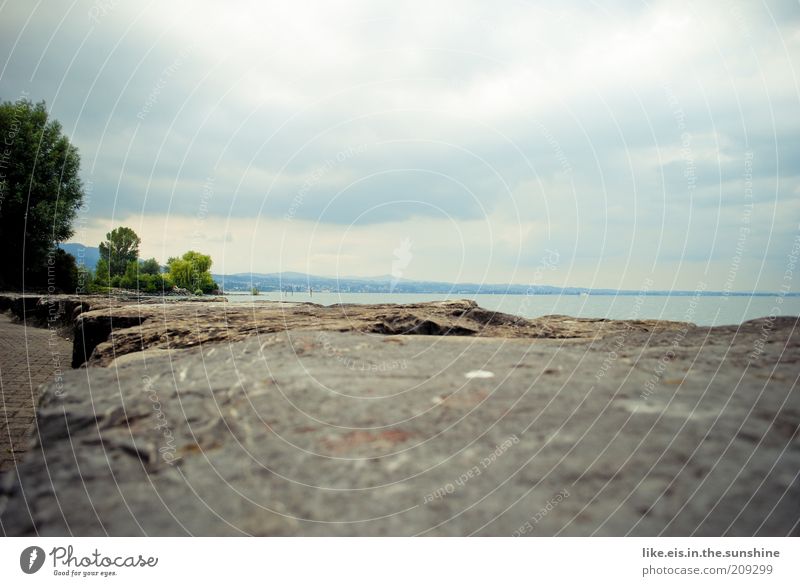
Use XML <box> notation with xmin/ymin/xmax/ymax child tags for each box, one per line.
<box><xmin>60</xmin><ymin>243</ymin><xmax>100</xmax><ymax>269</ymax></box>
<box><xmin>211</xmin><ymin>271</ymin><xmax>799</xmax><ymax>296</ymax></box>
<box><xmin>231</xmin><ymin>271</ymin><xmax>316</xmax><ymax>280</ymax></box>
<box><xmin>55</xmin><ymin>248</ymin><xmax>797</xmax><ymax>296</ymax></box>
<box><xmin>212</xmin><ymin>271</ymin><xmax>579</xmax><ymax>295</ymax></box>
<box><xmin>336</xmin><ymin>273</ymin><xmax>410</xmax><ymax>282</ymax></box>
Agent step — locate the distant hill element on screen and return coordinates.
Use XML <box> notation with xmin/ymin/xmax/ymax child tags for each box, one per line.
<box><xmin>213</xmin><ymin>271</ymin><xmax>580</xmax><ymax>295</ymax></box>
<box><xmin>212</xmin><ymin>271</ymin><xmax>798</xmax><ymax>296</ymax></box>
<box><xmin>60</xmin><ymin>243</ymin><xmax>100</xmax><ymax>269</ymax></box>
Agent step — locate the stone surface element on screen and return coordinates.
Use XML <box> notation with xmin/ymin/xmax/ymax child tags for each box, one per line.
<box><xmin>69</xmin><ymin>298</ymin><xmax>689</xmax><ymax>367</ymax></box>
<box><xmin>1</xmin><ymin>316</ymin><xmax>798</xmax><ymax>536</ymax></box>
<box><xmin>0</xmin><ymin>315</ymin><xmax>72</xmax><ymax>473</ymax></box>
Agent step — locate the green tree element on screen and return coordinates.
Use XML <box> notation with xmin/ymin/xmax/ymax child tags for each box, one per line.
<box><xmin>167</xmin><ymin>250</ymin><xmax>217</xmax><ymax>293</ymax></box>
<box><xmin>119</xmin><ymin>259</ymin><xmax>141</xmax><ymax>291</ymax></box>
<box><xmin>98</xmin><ymin>226</ymin><xmax>140</xmax><ymax>277</ymax></box>
<box><xmin>139</xmin><ymin>257</ymin><xmax>161</xmax><ymax>275</ymax></box>
<box><xmin>0</xmin><ymin>99</ymin><xmax>84</xmax><ymax>289</ymax></box>
<box><xmin>94</xmin><ymin>256</ymin><xmax>111</xmax><ymax>287</ymax></box>
<box><xmin>119</xmin><ymin>260</ymin><xmax>158</xmax><ymax>293</ymax></box>
<box><xmin>49</xmin><ymin>248</ymin><xmax>78</xmax><ymax>293</ymax></box>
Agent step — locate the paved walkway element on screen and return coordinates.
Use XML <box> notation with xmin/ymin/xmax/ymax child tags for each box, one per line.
<box><xmin>0</xmin><ymin>314</ymin><xmax>72</xmax><ymax>472</ymax></box>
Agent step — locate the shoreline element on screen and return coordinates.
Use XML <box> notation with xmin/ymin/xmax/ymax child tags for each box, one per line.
<box><xmin>3</xmin><ymin>293</ymin><xmax>798</xmax><ymax>366</ymax></box>
<box><xmin>1</xmin><ymin>292</ymin><xmax>698</xmax><ymax>368</ymax></box>
<box><xmin>0</xmin><ymin>294</ymin><xmax>797</xmax><ymax>535</ymax></box>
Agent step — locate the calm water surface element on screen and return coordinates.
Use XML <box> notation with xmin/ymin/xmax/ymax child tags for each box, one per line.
<box><xmin>225</xmin><ymin>292</ymin><xmax>800</xmax><ymax>326</ymax></box>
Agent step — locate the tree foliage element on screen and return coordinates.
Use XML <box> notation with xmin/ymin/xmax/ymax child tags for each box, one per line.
<box><xmin>49</xmin><ymin>248</ymin><xmax>78</xmax><ymax>293</ymax></box>
<box><xmin>166</xmin><ymin>250</ymin><xmax>217</xmax><ymax>293</ymax></box>
<box><xmin>0</xmin><ymin>99</ymin><xmax>84</xmax><ymax>288</ymax></box>
<box><xmin>94</xmin><ymin>256</ymin><xmax>111</xmax><ymax>287</ymax></box>
<box><xmin>91</xmin><ymin>237</ymin><xmax>214</xmax><ymax>295</ymax></box>
<box><xmin>117</xmin><ymin>260</ymin><xmax>165</xmax><ymax>292</ymax></box>
<box><xmin>98</xmin><ymin>226</ymin><xmax>141</xmax><ymax>277</ymax></box>
<box><xmin>139</xmin><ymin>257</ymin><xmax>161</xmax><ymax>275</ymax></box>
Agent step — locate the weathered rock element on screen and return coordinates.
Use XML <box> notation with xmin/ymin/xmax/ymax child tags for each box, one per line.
<box><xmin>0</xmin><ymin>293</ymin><xmax>226</xmax><ymax>364</ymax></box>
<box><xmin>0</xmin><ymin>293</ymin><xmax>227</xmax><ymax>327</ymax></box>
<box><xmin>11</xmin><ymin>295</ymin><xmax>81</xmax><ymax>327</ymax></box>
<box><xmin>0</xmin><ymin>293</ymin><xmax>126</xmax><ymax>326</ymax></box>
<box><xmin>69</xmin><ymin>299</ymin><xmax>690</xmax><ymax>367</ymax></box>
<box><xmin>1</xmin><ymin>317</ymin><xmax>798</xmax><ymax>536</ymax></box>
<box><xmin>72</xmin><ymin>313</ymin><xmax>145</xmax><ymax>367</ymax></box>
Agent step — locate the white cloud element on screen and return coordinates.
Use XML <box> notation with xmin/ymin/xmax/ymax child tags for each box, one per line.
<box><xmin>2</xmin><ymin>0</ymin><xmax>798</xmax><ymax>289</ymax></box>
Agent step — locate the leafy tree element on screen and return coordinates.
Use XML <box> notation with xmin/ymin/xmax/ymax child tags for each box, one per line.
<box><xmin>119</xmin><ymin>259</ymin><xmax>141</xmax><ymax>290</ymax></box>
<box><xmin>0</xmin><ymin>99</ymin><xmax>84</xmax><ymax>289</ymax></box>
<box><xmin>166</xmin><ymin>250</ymin><xmax>217</xmax><ymax>293</ymax></box>
<box><xmin>98</xmin><ymin>226</ymin><xmax>140</xmax><ymax>277</ymax></box>
<box><xmin>139</xmin><ymin>257</ymin><xmax>161</xmax><ymax>275</ymax></box>
<box><xmin>160</xmin><ymin>272</ymin><xmax>175</xmax><ymax>291</ymax></box>
<box><xmin>94</xmin><ymin>256</ymin><xmax>111</xmax><ymax>287</ymax></box>
<box><xmin>111</xmin><ymin>258</ymin><xmax>177</xmax><ymax>293</ymax></box>
<box><xmin>49</xmin><ymin>248</ymin><xmax>78</xmax><ymax>293</ymax></box>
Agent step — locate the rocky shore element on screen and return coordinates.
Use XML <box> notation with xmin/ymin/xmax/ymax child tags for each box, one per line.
<box><xmin>0</xmin><ymin>293</ymin><xmax>798</xmax><ymax>535</ymax></box>
<box><xmin>1</xmin><ymin>293</ymin><xmax>689</xmax><ymax>368</ymax></box>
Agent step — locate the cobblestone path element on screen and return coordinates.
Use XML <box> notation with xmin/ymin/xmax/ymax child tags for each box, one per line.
<box><xmin>0</xmin><ymin>314</ymin><xmax>71</xmax><ymax>472</ymax></box>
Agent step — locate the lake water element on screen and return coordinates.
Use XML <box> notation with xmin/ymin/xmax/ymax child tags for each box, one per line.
<box><xmin>224</xmin><ymin>292</ymin><xmax>800</xmax><ymax>326</ymax></box>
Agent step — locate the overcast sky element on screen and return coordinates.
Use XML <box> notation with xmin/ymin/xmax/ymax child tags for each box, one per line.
<box><xmin>1</xmin><ymin>0</ymin><xmax>798</xmax><ymax>289</ymax></box>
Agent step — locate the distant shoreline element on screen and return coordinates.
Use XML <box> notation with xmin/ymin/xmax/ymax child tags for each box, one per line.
<box><xmin>225</xmin><ymin>290</ymin><xmax>800</xmax><ymax>297</ymax></box>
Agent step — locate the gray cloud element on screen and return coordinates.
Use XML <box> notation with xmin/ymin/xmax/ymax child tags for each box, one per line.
<box><xmin>1</xmin><ymin>0</ymin><xmax>798</xmax><ymax>287</ymax></box>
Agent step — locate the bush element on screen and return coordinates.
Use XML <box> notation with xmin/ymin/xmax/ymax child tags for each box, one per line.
<box><xmin>194</xmin><ymin>289</ymin><xmax>203</xmax><ymax>296</ymax></box>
